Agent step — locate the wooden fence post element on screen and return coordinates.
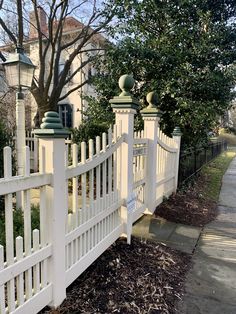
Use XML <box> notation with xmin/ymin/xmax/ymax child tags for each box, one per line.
<box><xmin>34</xmin><ymin>112</ymin><xmax>70</xmax><ymax>308</ymax></box>
<box><xmin>141</xmin><ymin>92</ymin><xmax>162</xmax><ymax>213</ymax></box>
<box><xmin>109</xmin><ymin>75</ymin><xmax>139</xmax><ymax>243</ymax></box>
<box><xmin>172</xmin><ymin>126</ymin><xmax>182</xmax><ymax>192</ymax></box>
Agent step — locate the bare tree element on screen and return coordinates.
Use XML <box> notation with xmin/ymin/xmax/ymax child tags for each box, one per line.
<box><xmin>0</xmin><ymin>0</ymin><xmax>122</xmax><ymax>126</ymax></box>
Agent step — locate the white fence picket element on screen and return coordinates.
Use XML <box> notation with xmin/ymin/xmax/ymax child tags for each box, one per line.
<box><xmin>96</xmin><ymin>136</ymin><xmax>101</xmax><ymax>214</ymax></box>
<box><xmin>33</xmin><ymin>230</ymin><xmax>40</xmax><ymax>295</ymax></box>
<box><xmin>102</xmin><ymin>133</ymin><xmax>107</xmax><ymax>211</ymax></box>
<box><xmin>23</xmin><ymin>147</ymin><xmax>33</xmax><ymax>300</ymax></box>
<box><xmin>81</xmin><ymin>142</ymin><xmax>87</xmax><ymax>222</ymax></box>
<box><xmin>39</xmin><ymin>145</ymin><xmax>47</xmax><ymax>289</ymax></box>
<box><xmin>15</xmin><ymin>236</ymin><xmax>24</xmax><ymax>306</ymax></box>
<box><xmin>1</xmin><ymin>99</ymin><xmax>181</xmax><ymax>314</ymax></box>
<box><xmin>0</xmin><ymin>245</ymin><xmax>5</xmax><ymax>313</ymax></box>
<box><xmin>89</xmin><ymin>139</ymin><xmax>94</xmax><ymax>218</ymax></box>
<box><xmin>4</xmin><ymin>147</ymin><xmax>15</xmax><ymax>312</ymax></box>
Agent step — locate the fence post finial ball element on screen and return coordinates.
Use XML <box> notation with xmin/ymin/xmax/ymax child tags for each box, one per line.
<box><xmin>118</xmin><ymin>74</ymin><xmax>135</xmax><ymax>96</ymax></box>
<box><xmin>146</xmin><ymin>91</ymin><xmax>158</xmax><ymax>109</ymax></box>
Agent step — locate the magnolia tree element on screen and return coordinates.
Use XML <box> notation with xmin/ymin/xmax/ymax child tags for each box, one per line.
<box><xmin>0</xmin><ymin>0</ymin><xmax>125</xmax><ymax>126</ymax></box>
<box><xmin>90</xmin><ymin>0</ymin><xmax>236</xmax><ymax>146</ymax></box>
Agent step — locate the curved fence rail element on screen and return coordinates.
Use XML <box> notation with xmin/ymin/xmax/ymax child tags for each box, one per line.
<box><xmin>156</xmin><ymin>128</ymin><xmax>178</xmax><ymax>206</ymax></box>
<box><xmin>0</xmin><ymin>99</ymin><xmax>183</xmax><ymax>313</ymax></box>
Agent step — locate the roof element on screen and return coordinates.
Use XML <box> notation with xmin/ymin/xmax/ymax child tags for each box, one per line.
<box><xmin>0</xmin><ymin>16</ymin><xmax>107</xmax><ymax>52</ymax></box>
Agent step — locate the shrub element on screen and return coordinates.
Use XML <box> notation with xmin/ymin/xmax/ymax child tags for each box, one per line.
<box><xmin>0</xmin><ymin>122</ymin><xmax>14</xmax><ymax>215</ymax></box>
<box><xmin>0</xmin><ymin>204</ymin><xmax>40</xmax><ymax>248</ymax></box>
<box><xmin>0</xmin><ymin>121</ymin><xmax>14</xmax><ymax>178</ymax></box>
<box><xmin>71</xmin><ymin>122</ymin><xmax>110</xmax><ymax>144</ymax></box>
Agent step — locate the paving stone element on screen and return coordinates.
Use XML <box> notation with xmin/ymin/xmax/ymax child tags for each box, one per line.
<box><xmin>202</xmin><ymin>226</ymin><xmax>236</xmax><ymax>238</ymax></box>
<box><xmin>214</xmin><ymin>211</ymin><xmax>236</xmax><ymax>224</ymax></box>
<box><xmin>219</xmin><ymin>188</ymin><xmax>236</xmax><ymax>207</ymax></box>
<box><xmin>217</xmin><ymin>205</ymin><xmax>236</xmax><ymax>213</ymax></box>
<box><xmin>184</xmin><ymin>255</ymin><xmax>236</xmax><ymax>304</ymax></box>
<box><xmin>168</xmin><ymin>225</ymin><xmax>201</xmax><ymax>243</ymax></box>
<box><xmin>179</xmin><ymin>294</ymin><xmax>236</xmax><ymax>314</ymax></box>
<box><xmin>162</xmin><ymin>241</ymin><xmax>195</xmax><ymax>254</ymax></box>
<box><xmin>133</xmin><ymin>157</ymin><xmax>236</xmax><ymax>312</ymax></box>
<box><xmin>180</xmin><ymin>157</ymin><xmax>236</xmax><ymax>312</ymax></box>
<box><xmin>132</xmin><ymin>215</ymin><xmax>176</xmax><ymax>241</ymax></box>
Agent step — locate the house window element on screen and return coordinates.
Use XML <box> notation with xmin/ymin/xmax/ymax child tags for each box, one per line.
<box><xmin>58</xmin><ymin>104</ymin><xmax>72</xmax><ymax>128</ymax></box>
<box><xmin>59</xmin><ymin>62</ymin><xmax>72</xmax><ymax>82</ymax></box>
<box><xmin>59</xmin><ymin>63</ymin><xmax>64</xmax><ymax>76</ymax></box>
<box><xmin>88</xmin><ymin>66</ymin><xmax>92</xmax><ymax>80</ymax></box>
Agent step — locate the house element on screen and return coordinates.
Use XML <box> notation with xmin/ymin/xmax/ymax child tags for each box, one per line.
<box><xmin>0</xmin><ymin>7</ymin><xmax>106</xmax><ymax>128</ymax></box>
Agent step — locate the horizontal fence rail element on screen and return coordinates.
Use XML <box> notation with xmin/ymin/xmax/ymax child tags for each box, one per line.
<box><xmin>1</xmin><ymin>121</ymin><xmax>182</xmax><ymax>314</ymax></box>
<box><xmin>0</xmin><ymin>146</ymin><xmax>52</xmax><ymax>314</ymax></box>
<box><xmin>156</xmin><ymin>128</ymin><xmax>178</xmax><ymax>207</ymax></box>
<box><xmin>0</xmin><ymin>82</ymin><xmax>183</xmax><ymax>313</ymax></box>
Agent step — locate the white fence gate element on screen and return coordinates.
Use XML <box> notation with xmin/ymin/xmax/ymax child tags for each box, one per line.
<box><xmin>0</xmin><ymin>76</ymin><xmax>181</xmax><ymax>313</ymax></box>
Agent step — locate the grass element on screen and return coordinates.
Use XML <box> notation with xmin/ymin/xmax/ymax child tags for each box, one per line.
<box><xmin>201</xmin><ymin>150</ymin><xmax>236</xmax><ymax>201</ymax></box>
<box><xmin>218</xmin><ymin>131</ymin><xmax>236</xmax><ymax>146</ymax></box>
<box><xmin>156</xmin><ymin>148</ymin><xmax>236</xmax><ymax>227</ymax></box>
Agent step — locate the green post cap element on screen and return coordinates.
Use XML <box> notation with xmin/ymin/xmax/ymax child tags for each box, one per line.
<box><xmin>172</xmin><ymin>126</ymin><xmax>182</xmax><ymax>136</ymax></box>
<box><xmin>141</xmin><ymin>91</ymin><xmax>162</xmax><ymax>117</ymax></box>
<box><xmin>33</xmin><ymin>111</ymin><xmax>70</xmax><ymax>138</ymax></box>
<box><xmin>118</xmin><ymin>74</ymin><xmax>135</xmax><ymax>97</ymax></box>
<box><xmin>109</xmin><ymin>74</ymin><xmax>140</xmax><ymax>110</ymax></box>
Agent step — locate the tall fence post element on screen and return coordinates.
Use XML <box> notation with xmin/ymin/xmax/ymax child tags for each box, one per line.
<box><xmin>34</xmin><ymin>112</ymin><xmax>70</xmax><ymax>308</ymax></box>
<box><xmin>141</xmin><ymin>92</ymin><xmax>162</xmax><ymax>213</ymax></box>
<box><xmin>172</xmin><ymin>126</ymin><xmax>182</xmax><ymax>192</ymax></box>
<box><xmin>109</xmin><ymin>75</ymin><xmax>139</xmax><ymax>243</ymax></box>
<box><xmin>16</xmin><ymin>92</ymin><xmax>26</xmax><ymax>208</ymax></box>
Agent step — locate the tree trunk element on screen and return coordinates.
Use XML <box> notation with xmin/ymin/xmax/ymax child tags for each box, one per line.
<box><xmin>33</xmin><ymin>94</ymin><xmax>58</xmax><ymax>128</ymax></box>
<box><xmin>31</xmin><ymin>89</ymin><xmax>59</xmax><ymax>128</ymax></box>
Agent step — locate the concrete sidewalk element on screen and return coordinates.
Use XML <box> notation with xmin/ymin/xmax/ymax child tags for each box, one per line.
<box><xmin>132</xmin><ymin>156</ymin><xmax>236</xmax><ymax>313</ymax></box>
<box><xmin>178</xmin><ymin>157</ymin><xmax>236</xmax><ymax>314</ymax></box>
<box><xmin>132</xmin><ymin>215</ymin><xmax>202</xmax><ymax>254</ymax></box>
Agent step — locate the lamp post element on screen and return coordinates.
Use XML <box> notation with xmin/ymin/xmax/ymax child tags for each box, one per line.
<box><xmin>2</xmin><ymin>46</ymin><xmax>35</xmax><ymax>206</ymax></box>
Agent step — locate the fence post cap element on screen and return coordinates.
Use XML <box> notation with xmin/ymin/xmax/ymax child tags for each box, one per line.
<box><xmin>172</xmin><ymin>126</ymin><xmax>182</xmax><ymax>136</ymax></box>
<box><xmin>118</xmin><ymin>74</ymin><xmax>134</xmax><ymax>97</ymax></box>
<box><xmin>33</xmin><ymin>111</ymin><xmax>70</xmax><ymax>138</ymax></box>
<box><xmin>141</xmin><ymin>91</ymin><xmax>162</xmax><ymax>117</ymax></box>
<box><xmin>109</xmin><ymin>74</ymin><xmax>140</xmax><ymax>110</ymax></box>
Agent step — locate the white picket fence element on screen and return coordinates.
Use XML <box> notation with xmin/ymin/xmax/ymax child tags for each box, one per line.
<box><xmin>14</xmin><ymin>131</ymin><xmax>72</xmax><ymax>173</ymax></box>
<box><xmin>0</xmin><ymin>100</ymin><xmax>181</xmax><ymax>313</ymax></box>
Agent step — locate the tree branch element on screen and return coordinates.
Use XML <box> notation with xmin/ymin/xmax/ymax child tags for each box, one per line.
<box><xmin>58</xmin><ymin>79</ymin><xmax>89</xmax><ymax>102</ymax></box>
<box><xmin>0</xmin><ymin>17</ymin><xmax>17</xmax><ymax>45</ymax></box>
<box><xmin>64</xmin><ymin>57</ymin><xmax>95</xmax><ymax>85</ymax></box>
<box><xmin>17</xmin><ymin>0</ymin><xmax>23</xmax><ymax>46</ymax></box>
<box><xmin>0</xmin><ymin>51</ymin><xmax>6</xmax><ymax>61</ymax></box>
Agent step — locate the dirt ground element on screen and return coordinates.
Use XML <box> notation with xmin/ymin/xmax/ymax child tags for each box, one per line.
<box><xmin>40</xmin><ymin>172</ymin><xmax>219</xmax><ymax>314</ymax></box>
<box><xmin>40</xmin><ymin>237</ymin><xmax>191</xmax><ymax>314</ymax></box>
<box><xmin>155</xmin><ymin>174</ymin><xmax>218</xmax><ymax>227</ymax></box>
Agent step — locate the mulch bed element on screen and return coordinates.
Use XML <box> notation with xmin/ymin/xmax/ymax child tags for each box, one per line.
<box><xmin>155</xmin><ymin>174</ymin><xmax>218</xmax><ymax>227</ymax></box>
<box><xmin>41</xmin><ymin>237</ymin><xmax>191</xmax><ymax>314</ymax></box>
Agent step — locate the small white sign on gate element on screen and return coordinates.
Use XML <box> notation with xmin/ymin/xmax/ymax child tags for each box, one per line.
<box><xmin>133</xmin><ymin>146</ymin><xmax>147</xmax><ymax>157</ymax></box>
<box><xmin>127</xmin><ymin>193</ymin><xmax>136</xmax><ymax>213</ymax></box>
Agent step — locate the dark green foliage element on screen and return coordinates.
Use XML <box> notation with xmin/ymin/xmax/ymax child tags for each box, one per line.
<box><xmin>0</xmin><ymin>121</ymin><xmax>13</xmax><ymax>178</ymax></box>
<box><xmin>71</xmin><ymin>122</ymin><xmax>110</xmax><ymax>145</ymax></box>
<box><xmin>71</xmin><ymin>95</ymin><xmax>114</xmax><ymax>148</ymax></box>
<box><xmin>90</xmin><ymin>0</ymin><xmax>236</xmax><ymax>148</ymax></box>
<box><xmin>0</xmin><ymin>204</ymin><xmax>40</xmax><ymax>248</ymax></box>
<box><xmin>0</xmin><ymin>121</ymin><xmax>14</xmax><ymax>213</ymax></box>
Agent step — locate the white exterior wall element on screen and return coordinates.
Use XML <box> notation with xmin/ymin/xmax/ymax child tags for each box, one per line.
<box><xmin>29</xmin><ymin>40</ymin><xmax>98</xmax><ymax>127</ymax></box>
